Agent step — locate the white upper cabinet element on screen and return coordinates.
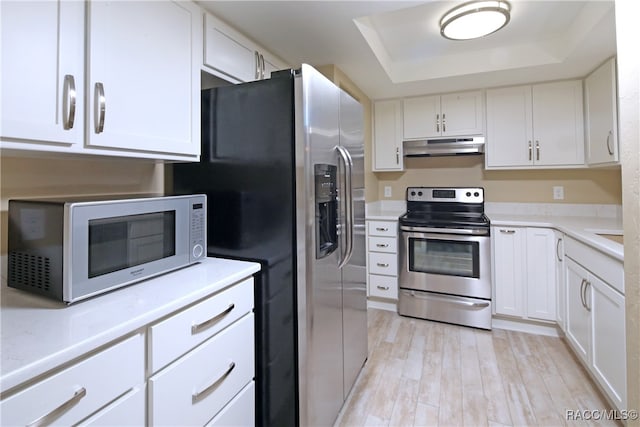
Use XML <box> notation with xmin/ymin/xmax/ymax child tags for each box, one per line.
<box><xmin>86</xmin><ymin>1</ymin><xmax>201</xmax><ymax>156</ymax></box>
<box><xmin>204</xmin><ymin>13</ymin><xmax>257</xmax><ymax>82</ymax></box>
<box><xmin>1</xmin><ymin>1</ymin><xmax>84</xmax><ymax>146</ymax></box>
<box><xmin>203</xmin><ymin>12</ymin><xmax>287</xmax><ymax>83</ymax></box>
<box><xmin>403</xmin><ymin>91</ymin><xmax>483</xmax><ymax>139</ymax></box>
<box><xmin>585</xmin><ymin>57</ymin><xmax>619</xmax><ymax>166</ymax></box>
<box><xmin>1</xmin><ymin>1</ymin><xmax>202</xmax><ymax>160</ymax></box>
<box><xmin>373</xmin><ymin>100</ymin><xmax>403</xmax><ymax>171</ymax></box>
<box><xmin>486</xmin><ymin>81</ymin><xmax>585</xmax><ymax>169</ymax></box>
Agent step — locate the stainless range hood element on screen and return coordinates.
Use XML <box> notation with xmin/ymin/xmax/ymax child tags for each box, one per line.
<box><xmin>403</xmin><ymin>136</ymin><xmax>485</xmax><ymax>157</ymax></box>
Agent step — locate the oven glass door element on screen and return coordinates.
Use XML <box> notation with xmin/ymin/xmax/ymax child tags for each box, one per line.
<box><xmin>408</xmin><ymin>236</ymin><xmax>479</xmax><ymax>278</ymax></box>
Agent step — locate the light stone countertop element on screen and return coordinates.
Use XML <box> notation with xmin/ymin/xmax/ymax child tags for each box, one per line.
<box><xmin>0</xmin><ymin>257</ymin><xmax>260</xmax><ymax>394</ymax></box>
<box><xmin>488</xmin><ymin>213</ymin><xmax>624</xmax><ymax>261</ymax></box>
<box><xmin>365</xmin><ymin>200</ymin><xmax>405</xmax><ymax>221</ymax></box>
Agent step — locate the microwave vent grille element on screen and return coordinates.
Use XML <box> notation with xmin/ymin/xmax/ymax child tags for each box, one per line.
<box><xmin>8</xmin><ymin>252</ymin><xmax>52</xmax><ymax>292</ymax></box>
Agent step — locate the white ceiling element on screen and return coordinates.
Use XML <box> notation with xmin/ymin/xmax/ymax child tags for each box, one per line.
<box><xmin>197</xmin><ymin>1</ymin><xmax>617</xmax><ymax>100</ymax></box>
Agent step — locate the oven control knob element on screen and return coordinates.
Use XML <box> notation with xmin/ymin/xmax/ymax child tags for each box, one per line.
<box><xmin>466</xmin><ymin>192</ymin><xmax>471</xmax><ymax>197</ymax></box>
<box><xmin>418</xmin><ymin>191</ymin><xmax>423</xmax><ymax>196</ymax></box>
<box><xmin>410</xmin><ymin>191</ymin><xmax>416</xmax><ymax>196</ymax></box>
<box><xmin>474</xmin><ymin>192</ymin><xmax>480</xmax><ymax>197</ymax></box>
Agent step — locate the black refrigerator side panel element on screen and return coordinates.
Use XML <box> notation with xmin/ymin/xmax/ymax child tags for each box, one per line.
<box><xmin>171</xmin><ymin>73</ymin><xmax>297</xmax><ymax>427</ymax></box>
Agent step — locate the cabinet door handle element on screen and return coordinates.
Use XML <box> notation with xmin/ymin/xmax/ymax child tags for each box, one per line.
<box><xmin>27</xmin><ymin>387</ymin><xmax>87</xmax><ymax>427</ymax></box>
<box><xmin>580</xmin><ymin>279</ymin><xmax>587</xmax><ymax>309</ymax></box>
<box><xmin>499</xmin><ymin>229</ymin><xmax>516</xmax><ymax>234</ymax></box>
<box><xmin>396</xmin><ymin>147</ymin><xmax>400</xmax><ymax>164</ymax></box>
<box><xmin>192</xmin><ymin>361</ymin><xmax>236</xmax><ymax>403</ymax></box>
<box><xmin>528</xmin><ymin>141</ymin><xmax>532</xmax><ymax>161</ymax></box>
<box><xmin>376</xmin><ymin>243</ymin><xmax>389</xmax><ymax>248</ymax></box>
<box><xmin>260</xmin><ymin>54</ymin><xmax>266</xmax><ymax>79</ymax></box>
<box><xmin>376</xmin><ymin>285</ymin><xmax>390</xmax><ymax>291</ymax></box>
<box><xmin>606</xmin><ymin>130</ymin><xmax>614</xmax><ymax>155</ymax></box>
<box><xmin>442</xmin><ymin>113</ymin><xmax>446</xmax><ymax>132</ymax></box>
<box><xmin>376</xmin><ymin>263</ymin><xmax>389</xmax><ymax>268</ymax></box>
<box><xmin>62</xmin><ymin>74</ymin><xmax>76</xmax><ymax>130</ymax></box>
<box><xmin>584</xmin><ymin>281</ymin><xmax>592</xmax><ymax>312</ymax></box>
<box><xmin>191</xmin><ymin>303</ymin><xmax>235</xmax><ymax>334</ymax></box>
<box><xmin>436</xmin><ymin>113</ymin><xmax>440</xmax><ymax>132</ymax></box>
<box><xmin>556</xmin><ymin>238</ymin><xmax>562</xmax><ymax>262</ymax></box>
<box><xmin>94</xmin><ymin>82</ymin><xmax>106</xmax><ymax>134</ymax></box>
<box><xmin>376</xmin><ymin>227</ymin><xmax>388</xmax><ymax>232</ymax></box>
<box><xmin>536</xmin><ymin>140</ymin><xmax>540</xmax><ymax>161</ymax></box>
<box><xmin>254</xmin><ymin>51</ymin><xmax>260</xmax><ymax>80</ymax></box>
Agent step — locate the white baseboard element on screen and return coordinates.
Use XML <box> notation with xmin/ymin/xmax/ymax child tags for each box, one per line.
<box><xmin>492</xmin><ymin>316</ymin><xmax>562</xmax><ymax>337</ymax></box>
<box><xmin>367</xmin><ymin>298</ymin><xmax>397</xmax><ymax>312</ymax></box>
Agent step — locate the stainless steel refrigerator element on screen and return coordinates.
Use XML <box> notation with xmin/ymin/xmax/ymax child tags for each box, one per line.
<box><xmin>171</xmin><ymin>64</ymin><xmax>367</xmax><ymax>427</ymax></box>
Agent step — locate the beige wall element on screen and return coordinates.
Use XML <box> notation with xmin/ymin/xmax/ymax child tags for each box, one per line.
<box><xmin>616</xmin><ymin>0</ymin><xmax>640</xmax><ymax>420</ymax></box>
<box><xmin>375</xmin><ymin>156</ymin><xmax>623</xmax><ymax>204</ymax></box>
<box><xmin>0</xmin><ymin>154</ymin><xmax>164</xmax><ymax>280</ymax></box>
<box><xmin>317</xmin><ymin>65</ymin><xmax>378</xmax><ymax>202</ymax></box>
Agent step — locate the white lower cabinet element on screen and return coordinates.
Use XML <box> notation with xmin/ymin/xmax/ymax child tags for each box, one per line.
<box><xmin>206</xmin><ymin>381</ymin><xmax>255</xmax><ymax>426</ymax></box>
<box><xmin>149</xmin><ymin>314</ymin><xmax>255</xmax><ymax>426</ymax></box>
<box><xmin>565</xmin><ymin>258</ymin><xmax>591</xmax><ymax>361</ymax></box>
<box><xmin>492</xmin><ymin>226</ymin><xmax>555</xmax><ymax>321</ymax></box>
<box><xmin>564</xmin><ymin>237</ymin><xmax>626</xmax><ymax>411</ymax></box>
<box><xmin>366</xmin><ymin>220</ymin><xmax>399</xmax><ymax>300</ymax></box>
<box><xmin>554</xmin><ymin>231</ymin><xmax>566</xmax><ymax>331</ymax></box>
<box><xmin>148</xmin><ymin>278</ymin><xmax>254</xmax><ymax>373</ymax></box>
<box><xmin>591</xmin><ymin>277</ymin><xmax>626</xmax><ymax>410</ymax></box>
<box><xmin>0</xmin><ymin>333</ymin><xmax>145</xmax><ymax>426</ymax></box>
<box><xmin>0</xmin><ymin>275</ymin><xmax>256</xmax><ymax>426</ymax></box>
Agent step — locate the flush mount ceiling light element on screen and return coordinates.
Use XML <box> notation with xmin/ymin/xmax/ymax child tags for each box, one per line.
<box><xmin>440</xmin><ymin>0</ymin><xmax>511</xmax><ymax>40</ymax></box>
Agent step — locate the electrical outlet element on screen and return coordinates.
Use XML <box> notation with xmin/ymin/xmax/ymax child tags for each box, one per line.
<box><xmin>384</xmin><ymin>186</ymin><xmax>392</xmax><ymax>198</ymax></box>
<box><xmin>553</xmin><ymin>186</ymin><xmax>564</xmax><ymax>200</ymax></box>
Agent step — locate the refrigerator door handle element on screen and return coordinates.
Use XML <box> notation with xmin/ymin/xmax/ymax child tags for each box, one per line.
<box><xmin>336</xmin><ymin>145</ymin><xmax>354</xmax><ymax>269</ymax></box>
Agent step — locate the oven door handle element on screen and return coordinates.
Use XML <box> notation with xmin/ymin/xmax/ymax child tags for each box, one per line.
<box><xmin>400</xmin><ymin>225</ymin><xmax>489</xmax><ymax>235</ymax></box>
<box><xmin>402</xmin><ymin>290</ymin><xmax>490</xmax><ymax>308</ymax></box>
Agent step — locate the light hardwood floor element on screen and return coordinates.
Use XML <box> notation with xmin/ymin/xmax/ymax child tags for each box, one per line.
<box><xmin>335</xmin><ymin>309</ymin><xmax>618</xmax><ymax>427</ymax></box>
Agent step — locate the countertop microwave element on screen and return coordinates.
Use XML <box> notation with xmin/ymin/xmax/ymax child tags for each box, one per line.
<box><xmin>7</xmin><ymin>194</ymin><xmax>206</xmax><ymax>304</ymax></box>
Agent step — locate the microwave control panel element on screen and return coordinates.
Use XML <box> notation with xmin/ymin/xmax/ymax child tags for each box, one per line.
<box><xmin>190</xmin><ymin>198</ymin><xmax>206</xmax><ymax>261</ymax></box>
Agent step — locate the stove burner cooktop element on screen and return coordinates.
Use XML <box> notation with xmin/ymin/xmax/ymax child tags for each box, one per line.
<box><xmin>400</xmin><ymin>186</ymin><xmax>490</xmax><ymax>233</ymax></box>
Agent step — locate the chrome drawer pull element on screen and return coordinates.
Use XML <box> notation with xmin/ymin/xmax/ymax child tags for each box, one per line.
<box><xmin>192</xmin><ymin>361</ymin><xmax>236</xmax><ymax>403</ymax></box>
<box><xmin>27</xmin><ymin>387</ymin><xmax>86</xmax><ymax>427</ymax></box>
<box><xmin>375</xmin><ymin>227</ymin><xmax>388</xmax><ymax>232</ymax></box>
<box><xmin>499</xmin><ymin>229</ymin><xmax>516</xmax><ymax>234</ymax></box>
<box><xmin>376</xmin><ymin>285</ymin><xmax>390</xmax><ymax>291</ymax></box>
<box><xmin>376</xmin><ymin>243</ymin><xmax>389</xmax><ymax>248</ymax></box>
<box><xmin>191</xmin><ymin>303</ymin><xmax>235</xmax><ymax>334</ymax></box>
<box><xmin>376</xmin><ymin>263</ymin><xmax>389</xmax><ymax>268</ymax></box>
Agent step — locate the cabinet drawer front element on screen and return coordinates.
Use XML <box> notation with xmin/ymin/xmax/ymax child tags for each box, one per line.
<box><xmin>149</xmin><ymin>314</ymin><xmax>254</xmax><ymax>426</ymax></box>
<box><xmin>368</xmin><ymin>236</ymin><xmax>397</xmax><ymax>253</ymax></box>
<box><xmin>206</xmin><ymin>381</ymin><xmax>255</xmax><ymax>426</ymax></box>
<box><xmin>80</xmin><ymin>385</ymin><xmax>145</xmax><ymax>426</ymax></box>
<box><xmin>369</xmin><ymin>274</ymin><xmax>398</xmax><ymax>299</ymax></box>
<box><xmin>369</xmin><ymin>252</ymin><xmax>398</xmax><ymax>276</ymax></box>
<box><xmin>149</xmin><ymin>278</ymin><xmax>254</xmax><ymax>373</ymax></box>
<box><xmin>0</xmin><ymin>334</ymin><xmax>144</xmax><ymax>427</ymax></box>
<box><xmin>565</xmin><ymin>236</ymin><xmax>624</xmax><ymax>294</ymax></box>
<box><xmin>368</xmin><ymin>221</ymin><xmax>397</xmax><ymax>237</ymax></box>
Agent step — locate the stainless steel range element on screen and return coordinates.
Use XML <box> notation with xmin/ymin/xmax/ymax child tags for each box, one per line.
<box><xmin>398</xmin><ymin>187</ymin><xmax>492</xmax><ymax>330</ymax></box>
